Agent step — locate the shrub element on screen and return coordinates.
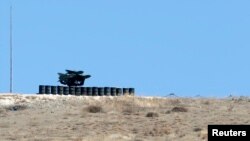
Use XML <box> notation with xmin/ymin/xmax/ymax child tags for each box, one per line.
<box><xmin>203</xmin><ymin>100</ymin><xmax>210</xmax><ymax>105</ymax></box>
<box><xmin>86</xmin><ymin>105</ymin><xmax>102</xmax><ymax>113</ymax></box>
<box><xmin>146</xmin><ymin>112</ymin><xmax>159</xmax><ymax>117</ymax></box>
<box><xmin>193</xmin><ymin>127</ymin><xmax>202</xmax><ymax>132</ymax></box>
<box><xmin>6</xmin><ymin>104</ymin><xmax>28</xmax><ymax>111</ymax></box>
<box><xmin>165</xmin><ymin>110</ymin><xmax>171</xmax><ymax>114</ymax></box>
<box><xmin>171</xmin><ymin>106</ymin><xmax>188</xmax><ymax>112</ymax></box>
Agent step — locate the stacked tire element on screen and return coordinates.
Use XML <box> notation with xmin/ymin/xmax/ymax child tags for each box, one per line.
<box><xmin>38</xmin><ymin>85</ymin><xmax>135</xmax><ymax>96</ymax></box>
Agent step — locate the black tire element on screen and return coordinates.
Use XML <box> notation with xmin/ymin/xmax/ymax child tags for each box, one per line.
<box><xmin>69</xmin><ymin>86</ymin><xmax>75</xmax><ymax>95</ymax></box>
<box><xmin>93</xmin><ymin>87</ymin><xmax>98</xmax><ymax>96</ymax></box>
<box><xmin>123</xmin><ymin>88</ymin><xmax>129</xmax><ymax>95</ymax></box>
<box><xmin>63</xmin><ymin>87</ymin><xmax>69</xmax><ymax>95</ymax></box>
<box><xmin>51</xmin><ymin>86</ymin><xmax>57</xmax><ymax>95</ymax></box>
<box><xmin>45</xmin><ymin>85</ymin><xmax>51</xmax><ymax>94</ymax></box>
<box><xmin>57</xmin><ymin>86</ymin><xmax>64</xmax><ymax>95</ymax></box>
<box><xmin>116</xmin><ymin>88</ymin><xmax>122</xmax><ymax>96</ymax></box>
<box><xmin>111</xmin><ymin>87</ymin><xmax>116</xmax><ymax>96</ymax></box>
<box><xmin>104</xmin><ymin>87</ymin><xmax>111</xmax><ymax>96</ymax></box>
<box><xmin>75</xmin><ymin>87</ymin><xmax>81</xmax><ymax>96</ymax></box>
<box><xmin>87</xmin><ymin>87</ymin><xmax>92</xmax><ymax>96</ymax></box>
<box><xmin>98</xmin><ymin>87</ymin><xmax>104</xmax><ymax>96</ymax></box>
<box><xmin>129</xmin><ymin>88</ymin><xmax>135</xmax><ymax>95</ymax></box>
<box><xmin>39</xmin><ymin>85</ymin><xmax>45</xmax><ymax>94</ymax></box>
<box><xmin>81</xmin><ymin>87</ymin><xmax>87</xmax><ymax>96</ymax></box>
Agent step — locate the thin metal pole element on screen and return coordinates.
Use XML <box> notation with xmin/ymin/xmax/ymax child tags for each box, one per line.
<box><xmin>10</xmin><ymin>5</ymin><xmax>13</xmax><ymax>93</ymax></box>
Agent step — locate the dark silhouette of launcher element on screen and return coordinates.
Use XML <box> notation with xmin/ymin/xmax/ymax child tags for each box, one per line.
<box><xmin>58</xmin><ymin>70</ymin><xmax>91</xmax><ymax>87</ymax></box>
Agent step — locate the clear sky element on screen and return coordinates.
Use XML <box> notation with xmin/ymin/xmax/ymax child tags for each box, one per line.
<box><xmin>0</xmin><ymin>0</ymin><xmax>250</xmax><ymax>97</ymax></box>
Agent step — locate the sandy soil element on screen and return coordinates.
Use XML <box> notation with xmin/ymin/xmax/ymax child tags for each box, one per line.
<box><xmin>0</xmin><ymin>94</ymin><xmax>250</xmax><ymax>141</ymax></box>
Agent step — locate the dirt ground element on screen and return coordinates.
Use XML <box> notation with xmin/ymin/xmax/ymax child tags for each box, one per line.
<box><xmin>0</xmin><ymin>94</ymin><xmax>250</xmax><ymax>141</ymax></box>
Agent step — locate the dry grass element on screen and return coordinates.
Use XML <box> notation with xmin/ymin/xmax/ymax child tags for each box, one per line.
<box><xmin>144</xmin><ymin>126</ymin><xmax>170</xmax><ymax>136</ymax></box>
<box><xmin>122</xmin><ymin>107</ymin><xmax>134</xmax><ymax>115</ymax></box>
<box><xmin>0</xmin><ymin>122</ymin><xmax>10</xmax><ymax>128</ymax></box>
<box><xmin>0</xmin><ymin>108</ymin><xmax>6</xmax><ymax>114</ymax></box>
<box><xmin>29</xmin><ymin>121</ymin><xmax>39</xmax><ymax>127</ymax></box>
<box><xmin>121</xmin><ymin>105</ymin><xmax>142</xmax><ymax>115</ymax></box>
<box><xmin>227</xmin><ymin>104</ymin><xmax>234</xmax><ymax>112</ymax></box>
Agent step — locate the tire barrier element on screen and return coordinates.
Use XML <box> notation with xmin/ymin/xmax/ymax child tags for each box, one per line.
<box><xmin>51</xmin><ymin>86</ymin><xmax>57</xmax><ymax>95</ymax></box>
<box><xmin>129</xmin><ymin>88</ymin><xmax>135</xmax><ymax>95</ymax></box>
<box><xmin>75</xmin><ymin>87</ymin><xmax>81</xmax><ymax>96</ymax></box>
<box><xmin>104</xmin><ymin>87</ymin><xmax>111</xmax><ymax>96</ymax></box>
<box><xmin>81</xmin><ymin>87</ymin><xmax>87</xmax><ymax>95</ymax></box>
<box><xmin>38</xmin><ymin>85</ymin><xmax>135</xmax><ymax>96</ymax></box>
<box><xmin>111</xmin><ymin>87</ymin><xmax>116</xmax><ymax>96</ymax></box>
<box><xmin>116</xmin><ymin>88</ymin><xmax>122</xmax><ymax>96</ymax></box>
<box><xmin>87</xmin><ymin>87</ymin><xmax>92</xmax><ymax>96</ymax></box>
<box><xmin>69</xmin><ymin>86</ymin><xmax>75</xmax><ymax>95</ymax></box>
<box><xmin>45</xmin><ymin>85</ymin><xmax>51</xmax><ymax>94</ymax></box>
<box><xmin>39</xmin><ymin>85</ymin><xmax>45</xmax><ymax>94</ymax></box>
<box><xmin>123</xmin><ymin>88</ymin><xmax>129</xmax><ymax>95</ymax></box>
<box><xmin>63</xmin><ymin>87</ymin><xmax>69</xmax><ymax>95</ymax></box>
<box><xmin>93</xmin><ymin>87</ymin><xmax>98</xmax><ymax>96</ymax></box>
<box><xmin>57</xmin><ymin>86</ymin><xmax>64</xmax><ymax>95</ymax></box>
<box><xmin>98</xmin><ymin>87</ymin><xmax>104</xmax><ymax>96</ymax></box>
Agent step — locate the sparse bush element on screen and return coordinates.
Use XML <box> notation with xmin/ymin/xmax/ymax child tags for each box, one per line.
<box><xmin>86</xmin><ymin>105</ymin><xmax>102</xmax><ymax>113</ymax></box>
<box><xmin>6</xmin><ymin>104</ymin><xmax>28</xmax><ymax>111</ymax></box>
<box><xmin>165</xmin><ymin>110</ymin><xmax>171</xmax><ymax>114</ymax></box>
<box><xmin>146</xmin><ymin>112</ymin><xmax>159</xmax><ymax>117</ymax></box>
<box><xmin>203</xmin><ymin>100</ymin><xmax>210</xmax><ymax>105</ymax></box>
<box><xmin>193</xmin><ymin>127</ymin><xmax>202</xmax><ymax>132</ymax></box>
<box><xmin>144</xmin><ymin>127</ymin><xmax>170</xmax><ymax>136</ymax></box>
<box><xmin>134</xmin><ymin>139</ymin><xmax>143</xmax><ymax>141</ymax></box>
<box><xmin>29</xmin><ymin>121</ymin><xmax>39</xmax><ymax>127</ymax></box>
<box><xmin>171</xmin><ymin>106</ymin><xmax>188</xmax><ymax>112</ymax></box>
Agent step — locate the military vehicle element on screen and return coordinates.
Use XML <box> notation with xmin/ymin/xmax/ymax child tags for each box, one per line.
<box><xmin>38</xmin><ymin>70</ymin><xmax>135</xmax><ymax>96</ymax></box>
<box><xmin>58</xmin><ymin>70</ymin><xmax>91</xmax><ymax>87</ymax></box>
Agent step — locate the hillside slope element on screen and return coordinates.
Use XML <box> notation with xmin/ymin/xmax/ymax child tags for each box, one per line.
<box><xmin>0</xmin><ymin>94</ymin><xmax>249</xmax><ymax>141</ymax></box>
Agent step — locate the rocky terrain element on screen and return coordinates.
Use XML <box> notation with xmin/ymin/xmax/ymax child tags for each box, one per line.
<box><xmin>0</xmin><ymin>94</ymin><xmax>250</xmax><ymax>141</ymax></box>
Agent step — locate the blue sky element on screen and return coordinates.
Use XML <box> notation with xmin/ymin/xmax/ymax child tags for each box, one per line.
<box><xmin>0</xmin><ymin>0</ymin><xmax>250</xmax><ymax>97</ymax></box>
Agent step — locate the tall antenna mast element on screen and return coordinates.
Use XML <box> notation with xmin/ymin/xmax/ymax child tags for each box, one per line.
<box><xmin>10</xmin><ymin>5</ymin><xmax>13</xmax><ymax>93</ymax></box>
